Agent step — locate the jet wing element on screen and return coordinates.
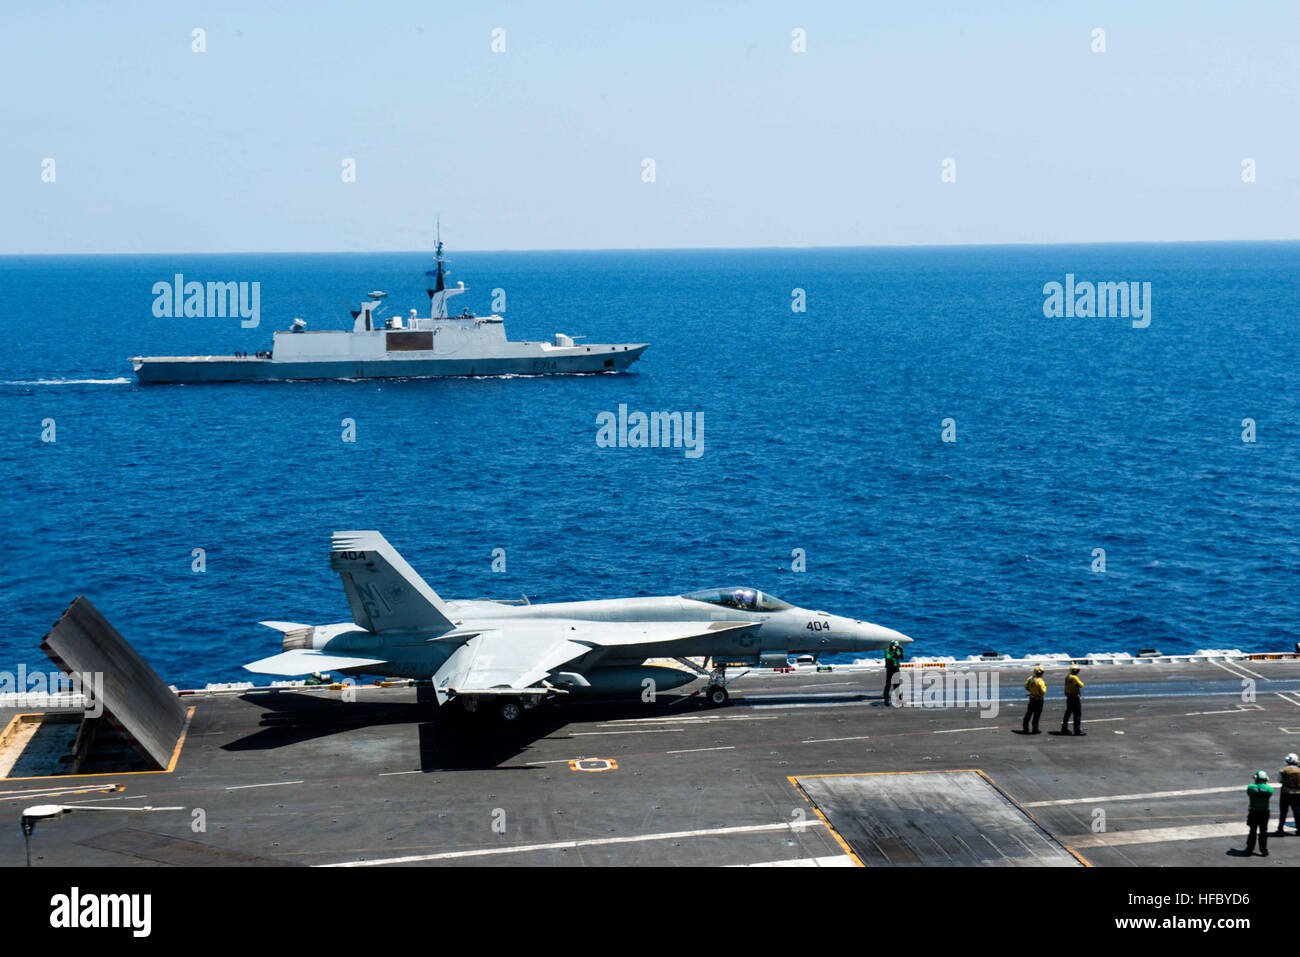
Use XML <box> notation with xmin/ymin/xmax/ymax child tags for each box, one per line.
<box><xmin>433</xmin><ymin>629</ymin><xmax>590</xmax><ymax>701</ymax></box>
<box><xmin>244</xmin><ymin>648</ymin><xmax>390</xmax><ymax>676</ymax></box>
<box><xmin>431</xmin><ymin>620</ymin><xmax>761</xmax><ymax>704</ymax></box>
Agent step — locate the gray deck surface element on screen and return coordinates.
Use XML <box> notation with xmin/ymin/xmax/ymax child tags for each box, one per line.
<box><xmin>3</xmin><ymin>657</ymin><xmax>1297</xmax><ymax>867</ymax></box>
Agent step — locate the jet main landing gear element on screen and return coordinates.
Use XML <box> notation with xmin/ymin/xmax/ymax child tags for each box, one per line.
<box><xmin>453</xmin><ymin>694</ymin><xmax>538</xmax><ymax>722</ymax></box>
<box><xmin>494</xmin><ymin>694</ymin><xmax>543</xmax><ymax>723</ymax></box>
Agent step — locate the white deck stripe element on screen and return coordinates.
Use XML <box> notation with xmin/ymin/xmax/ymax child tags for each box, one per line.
<box><xmin>1072</xmin><ymin>822</ymin><xmax>1252</xmax><ymax>847</ymax></box>
<box><xmin>608</xmin><ymin>715</ymin><xmax>780</xmax><ymax>722</ymax></box>
<box><xmin>60</xmin><ymin>793</ymin><xmax>149</xmax><ymax>805</ymax></box>
<box><xmin>225</xmin><ymin>780</ymin><xmax>304</xmax><ymax>790</ymax></box>
<box><xmin>321</xmin><ymin>821</ymin><xmax>825</xmax><ymax>866</ymax></box>
<box><xmin>1233</xmin><ymin>659</ymin><xmax>1267</xmax><ymax>679</ymax></box>
<box><xmin>745</xmin><ymin>691</ymin><xmax>876</xmax><ymax>700</ymax></box>
<box><xmin>1210</xmin><ymin>658</ymin><xmax>1265</xmax><ymax>680</ymax></box>
<box><xmin>728</xmin><ymin>854</ymin><xmax>856</xmax><ymax>867</ymax></box>
<box><xmin>0</xmin><ymin>784</ymin><xmax>120</xmax><ymax>799</ymax></box>
<box><xmin>1025</xmin><ymin>785</ymin><xmax>1242</xmax><ymax>807</ymax></box>
<box><xmin>566</xmin><ymin>729</ymin><xmax>683</xmax><ymax>736</ymax></box>
<box><xmin>1208</xmin><ymin>659</ymin><xmax>1246</xmax><ymax>679</ymax></box>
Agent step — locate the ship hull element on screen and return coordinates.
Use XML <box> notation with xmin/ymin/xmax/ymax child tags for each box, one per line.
<box><xmin>133</xmin><ymin>345</ymin><xmax>647</xmax><ymax>384</ymax></box>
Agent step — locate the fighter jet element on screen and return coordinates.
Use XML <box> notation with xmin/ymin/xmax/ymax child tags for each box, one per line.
<box><xmin>245</xmin><ymin>531</ymin><xmax>914</xmax><ymax>721</ymax></box>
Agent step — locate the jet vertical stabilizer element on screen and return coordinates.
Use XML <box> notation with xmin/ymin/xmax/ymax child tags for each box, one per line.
<box><xmin>329</xmin><ymin>530</ymin><xmax>456</xmax><ymax>635</ymax></box>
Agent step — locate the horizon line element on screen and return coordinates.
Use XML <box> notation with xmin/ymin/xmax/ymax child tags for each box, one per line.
<box><xmin>3</xmin><ymin>236</ymin><xmax>1299</xmax><ymax>258</ymax></box>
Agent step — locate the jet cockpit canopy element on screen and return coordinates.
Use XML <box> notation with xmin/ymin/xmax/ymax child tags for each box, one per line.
<box><xmin>682</xmin><ymin>587</ymin><xmax>792</xmax><ymax>612</ymax></box>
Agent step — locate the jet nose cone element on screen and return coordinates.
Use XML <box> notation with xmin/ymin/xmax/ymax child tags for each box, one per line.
<box><xmin>857</xmin><ymin>621</ymin><xmax>913</xmax><ymax>647</ymax></box>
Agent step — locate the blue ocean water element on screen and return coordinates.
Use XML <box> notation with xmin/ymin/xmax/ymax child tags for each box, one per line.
<box><xmin>0</xmin><ymin>243</ymin><xmax>1297</xmax><ymax>687</ymax></box>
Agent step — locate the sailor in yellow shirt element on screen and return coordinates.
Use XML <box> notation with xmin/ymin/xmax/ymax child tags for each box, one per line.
<box><xmin>1276</xmin><ymin>753</ymin><xmax>1300</xmax><ymax>836</ymax></box>
<box><xmin>1022</xmin><ymin>666</ymin><xmax>1046</xmax><ymax>734</ymax></box>
<box><xmin>1060</xmin><ymin>664</ymin><xmax>1086</xmax><ymax>736</ymax></box>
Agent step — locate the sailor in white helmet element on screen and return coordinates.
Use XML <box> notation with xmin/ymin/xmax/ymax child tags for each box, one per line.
<box><xmin>1276</xmin><ymin>753</ymin><xmax>1300</xmax><ymax>836</ymax></box>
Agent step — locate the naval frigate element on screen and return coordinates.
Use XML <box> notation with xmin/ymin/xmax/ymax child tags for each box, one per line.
<box><xmin>130</xmin><ymin>237</ymin><xmax>648</xmax><ymax>384</ymax></box>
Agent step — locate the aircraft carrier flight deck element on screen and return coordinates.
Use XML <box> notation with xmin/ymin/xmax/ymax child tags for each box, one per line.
<box><xmin>5</xmin><ymin>654</ymin><xmax>1298</xmax><ymax>868</ymax></box>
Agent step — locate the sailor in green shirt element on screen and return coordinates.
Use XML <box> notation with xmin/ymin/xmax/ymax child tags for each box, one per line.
<box><xmin>882</xmin><ymin>640</ymin><xmax>903</xmax><ymax>707</ymax></box>
<box><xmin>1246</xmin><ymin>770</ymin><xmax>1273</xmax><ymax>856</ymax></box>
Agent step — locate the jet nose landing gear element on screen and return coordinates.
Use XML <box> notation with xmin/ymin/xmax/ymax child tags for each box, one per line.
<box><xmin>702</xmin><ymin>664</ymin><xmax>735</xmax><ymax>707</ymax></box>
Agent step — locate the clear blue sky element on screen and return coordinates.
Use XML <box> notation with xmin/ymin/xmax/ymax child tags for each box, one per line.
<box><xmin>2</xmin><ymin>1</ymin><xmax>1296</xmax><ymax>253</ymax></box>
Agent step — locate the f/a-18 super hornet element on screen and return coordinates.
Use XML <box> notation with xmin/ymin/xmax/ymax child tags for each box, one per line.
<box><xmin>245</xmin><ymin>532</ymin><xmax>914</xmax><ymax>721</ymax></box>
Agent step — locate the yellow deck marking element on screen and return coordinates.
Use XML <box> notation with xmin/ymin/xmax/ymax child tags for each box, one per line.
<box><xmin>3</xmin><ymin>706</ymin><xmax>194</xmax><ymax>782</ymax></box>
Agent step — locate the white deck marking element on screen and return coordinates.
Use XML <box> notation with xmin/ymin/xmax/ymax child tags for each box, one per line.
<box><xmin>748</xmin><ymin>701</ymin><xmax>874</xmax><ymax>711</ymax></box>
<box><xmin>379</xmin><ymin>770</ymin><xmax>421</xmax><ymax>776</ymax></box>
<box><xmin>1072</xmin><ymin>822</ymin><xmax>1248</xmax><ymax>847</ymax></box>
<box><xmin>598</xmin><ymin>715</ymin><xmax>776</xmax><ymax>726</ymax></box>
<box><xmin>225</xmin><ymin>780</ymin><xmax>304</xmax><ymax>791</ymax></box>
<box><xmin>322</xmin><ymin>820</ymin><xmax>826</xmax><ymax>866</ymax></box>
<box><xmin>1209</xmin><ymin>658</ymin><xmax>1265</xmax><ymax>680</ymax></box>
<box><xmin>665</xmin><ymin>746</ymin><xmax>736</xmax><ymax>755</ymax></box>
<box><xmin>0</xmin><ymin>784</ymin><xmax>113</xmax><ymax>796</ymax></box>
<box><xmin>0</xmin><ymin>783</ymin><xmax>121</xmax><ymax>800</ymax></box>
<box><xmin>1275</xmin><ymin>692</ymin><xmax>1300</xmax><ymax>708</ymax></box>
<box><xmin>61</xmin><ymin>793</ymin><xmax>149</xmax><ymax>805</ymax></box>
<box><xmin>1233</xmin><ymin>659</ymin><xmax>1267</xmax><ymax>679</ymax></box>
<box><xmin>728</xmin><ymin>854</ymin><xmax>856</xmax><ymax>867</ymax></box>
<box><xmin>745</xmin><ymin>691</ymin><xmax>873</xmax><ymax>700</ymax></box>
<box><xmin>1025</xmin><ymin>785</ymin><xmax>1241</xmax><ymax>807</ymax></box>
<box><xmin>744</xmin><ymin>682</ymin><xmax>861</xmax><ymax>692</ymax></box>
<box><xmin>566</xmin><ymin>729</ymin><xmax>683</xmax><ymax>736</ymax></box>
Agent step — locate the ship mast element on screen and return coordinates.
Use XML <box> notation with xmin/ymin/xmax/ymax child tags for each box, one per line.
<box><xmin>425</xmin><ymin>217</ymin><xmax>466</xmax><ymax>319</ymax></box>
